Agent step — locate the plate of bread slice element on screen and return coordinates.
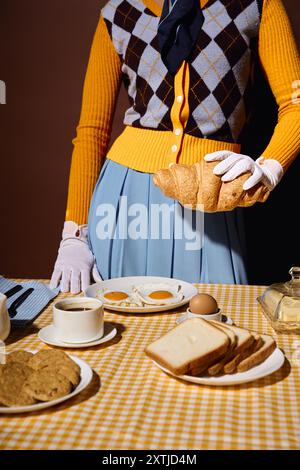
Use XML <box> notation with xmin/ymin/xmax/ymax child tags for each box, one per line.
<box><xmin>145</xmin><ymin>318</ymin><xmax>285</xmax><ymax>386</ymax></box>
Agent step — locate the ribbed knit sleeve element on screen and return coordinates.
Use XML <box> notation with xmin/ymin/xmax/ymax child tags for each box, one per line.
<box><xmin>258</xmin><ymin>0</ymin><xmax>300</xmax><ymax>170</ymax></box>
<box><xmin>65</xmin><ymin>15</ymin><xmax>122</xmax><ymax>225</ymax></box>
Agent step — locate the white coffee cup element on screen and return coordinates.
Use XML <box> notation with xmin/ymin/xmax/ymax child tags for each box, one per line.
<box><xmin>186</xmin><ymin>307</ymin><xmax>221</xmax><ymax>322</ymax></box>
<box><xmin>53</xmin><ymin>297</ymin><xmax>104</xmax><ymax>344</ymax></box>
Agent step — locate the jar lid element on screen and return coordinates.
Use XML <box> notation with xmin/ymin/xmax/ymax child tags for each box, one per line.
<box><xmin>286</xmin><ymin>267</ymin><xmax>300</xmax><ymax>297</ymax></box>
<box><xmin>257</xmin><ymin>266</ymin><xmax>300</xmax><ymax>332</ymax></box>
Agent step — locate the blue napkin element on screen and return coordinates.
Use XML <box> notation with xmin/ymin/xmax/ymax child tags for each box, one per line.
<box><xmin>0</xmin><ymin>277</ymin><xmax>60</xmax><ymax>327</ymax></box>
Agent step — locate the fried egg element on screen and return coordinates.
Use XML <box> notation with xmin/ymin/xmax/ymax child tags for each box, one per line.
<box><xmin>97</xmin><ymin>289</ymin><xmax>132</xmax><ymax>306</ymax></box>
<box><xmin>97</xmin><ymin>288</ymin><xmax>145</xmax><ymax>307</ymax></box>
<box><xmin>133</xmin><ymin>283</ymin><xmax>184</xmax><ymax>306</ymax></box>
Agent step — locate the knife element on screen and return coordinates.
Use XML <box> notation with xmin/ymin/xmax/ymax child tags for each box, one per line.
<box><xmin>3</xmin><ymin>284</ymin><xmax>23</xmax><ymax>299</ymax></box>
<box><xmin>8</xmin><ymin>288</ymin><xmax>34</xmax><ymax>319</ymax></box>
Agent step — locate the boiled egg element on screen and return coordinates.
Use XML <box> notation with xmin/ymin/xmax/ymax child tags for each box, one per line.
<box><xmin>189</xmin><ymin>293</ymin><xmax>218</xmax><ymax>315</ymax></box>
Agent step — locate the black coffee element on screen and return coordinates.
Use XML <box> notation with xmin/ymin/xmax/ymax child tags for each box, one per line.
<box><xmin>62</xmin><ymin>307</ymin><xmax>93</xmax><ymax>312</ymax></box>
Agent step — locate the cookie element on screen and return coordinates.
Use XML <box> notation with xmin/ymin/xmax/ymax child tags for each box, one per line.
<box><xmin>6</xmin><ymin>350</ymin><xmax>34</xmax><ymax>365</ymax></box>
<box><xmin>39</xmin><ymin>356</ymin><xmax>80</xmax><ymax>375</ymax></box>
<box><xmin>15</xmin><ymin>389</ymin><xmax>37</xmax><ymax>406</ymax></box>
<box><xmin>39</xmin><ymin>357</ymin><xmax>80</xmax><ymax>377</ymax></box>
<box><xmin>41</xmin><ymin>363</ymin><xmax>80</xmax><ymax>388</ymax></box>
<box><xmin>28</xmin><ymin>350</ymin><xmax>66</xmax><ymax>369</ymax></box>
<box><xmin>0</xmin><ymin>362</ymin><xmax>36</xmax><ymax>407</ymax></box>
<box><xmin>24</xmin><ymin>370</ymin><xmax>72</xmax><ymax>402</ymax></box>
<box><xmin>29</xmin><ymin>350</ymin><xmax>80</xmax><ymax>374</ymax></box>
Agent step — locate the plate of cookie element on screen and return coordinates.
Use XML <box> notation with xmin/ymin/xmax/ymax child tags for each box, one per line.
<box><xmin>0</xmin><ymin>349</ymin><xmax>93</xmax><ymax>414</ymax></box>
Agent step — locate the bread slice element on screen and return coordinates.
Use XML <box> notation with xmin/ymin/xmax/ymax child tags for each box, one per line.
<box><xmin>209</xmin><ymin>321</ymin><xmax>254</xmax><ymax>354</ymax></box>
<box><xmin>223</xmin><ymin>334</ymin><xmax>262</xmax><ymax>374</ymax></box>
<box><xmin>203</xmin><ymin>322</ymin><xmax>237</xmax><ymax>376</ymax></box>
<box><xmin>145</xmin><ymin>318</ymin><xmax>230</xmax><ymax>376</ymax></box>
<box><xmin>206</xmin><ymin>321</ymin><xmax>254</xmax><ymax>375</ymax></box>
<box><xmin>237</xmin><ymin>334</ymin><xmax>276</xmax><ymax>372</ymax></box>
<box><xmin>212</xmin><ymin>322</ymin><xmax>237</xmax><ymax>349</ymax></box>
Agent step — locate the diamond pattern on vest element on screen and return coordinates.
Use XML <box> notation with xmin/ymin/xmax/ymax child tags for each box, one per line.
<box><xmin>102</xmin><ymin>0</ymin><xmax>262</xmax><ymax>141</ymax></box>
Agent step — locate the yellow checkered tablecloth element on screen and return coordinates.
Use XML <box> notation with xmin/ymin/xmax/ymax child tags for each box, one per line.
<box><xmin>0</xmin><ymin>282</ymin><xmax>300</xmax><ymax>450</ymax></box>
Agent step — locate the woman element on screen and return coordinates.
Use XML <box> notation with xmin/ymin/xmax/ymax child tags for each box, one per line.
<box><xmin>51</xmin><ymin>0</ymin><xmax>300</xmax><ymax>293</ymax></box>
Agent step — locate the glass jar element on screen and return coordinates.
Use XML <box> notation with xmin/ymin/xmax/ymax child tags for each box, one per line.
<box><xmin>258</xmin><ymin>267</ymin><xmax>300</xmax><ymax>333</ymax></box>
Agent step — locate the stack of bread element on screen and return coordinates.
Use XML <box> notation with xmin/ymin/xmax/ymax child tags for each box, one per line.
<box><xmin>145</xmin><ymin>318</ymin><xmax>276</xmax><ymax>376</ymax></box>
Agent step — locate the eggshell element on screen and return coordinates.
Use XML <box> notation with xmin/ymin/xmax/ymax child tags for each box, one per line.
<box><xmin>189</xmin><ymin>293</ymin><xmax>218</xmax><ymax>315</ymax></box>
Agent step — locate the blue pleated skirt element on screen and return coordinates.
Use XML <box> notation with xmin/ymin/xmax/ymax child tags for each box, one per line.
<box><xmin>88</xmin><ymin>158</ymin><xmax>248</xmax><ymax>284</ymax></box>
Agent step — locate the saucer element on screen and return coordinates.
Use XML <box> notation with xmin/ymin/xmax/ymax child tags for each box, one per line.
<box><xmin>38</xmin><ymin>322</ymin><xmax>117</xmax><ymax>348</ymax></box>
<box><xmin>176</xmin><ymin>313</ymin><xmax>234</xmax><ymax>325</ymax></box>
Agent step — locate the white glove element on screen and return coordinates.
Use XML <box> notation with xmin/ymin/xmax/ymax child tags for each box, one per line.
<box><xmin>50</xmin><ymin>221</ymin><xmax>101</xmax><ymax>294</ymax></box>
<box><xmin>204</xmin><ymin>151</ymin><xmax>283</xmax><ymax>191</ymax></box>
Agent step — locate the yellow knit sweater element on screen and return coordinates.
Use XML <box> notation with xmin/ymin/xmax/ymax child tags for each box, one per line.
<box><xmin>66</xmin><ymin>0</ymin><xmax>300</xmax><ymax>225</ymax></box>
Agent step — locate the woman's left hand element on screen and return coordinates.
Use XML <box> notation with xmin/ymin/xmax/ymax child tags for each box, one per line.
<box><xmin>204</xmin><ymin>151</ymin><xmax>283</xmax><ymax>191</ymax></box>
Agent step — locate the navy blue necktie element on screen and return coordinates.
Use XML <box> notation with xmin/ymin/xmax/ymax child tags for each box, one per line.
<box><xmin>157</xmin><ymin>0</ymin><xmax>205</xmax><ymax>74</ymax></box>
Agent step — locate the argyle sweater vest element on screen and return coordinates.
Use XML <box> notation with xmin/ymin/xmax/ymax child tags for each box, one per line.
<box><xmin>102</xmin><ymin>0</ymin><xmax>264</xmax><ymax>143</ymax></box>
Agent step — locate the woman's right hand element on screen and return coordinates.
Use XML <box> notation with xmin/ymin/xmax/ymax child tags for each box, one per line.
<box><xmin>50</xmin><ymin>221</ymin><xmax>99</xmax><ymax>294</ymax></box>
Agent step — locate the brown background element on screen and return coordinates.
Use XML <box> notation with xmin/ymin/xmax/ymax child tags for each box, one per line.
<box><xmin>0</xmin><ymin>0</ymin><xmax>299</xmax><ymax>284</ymax></box>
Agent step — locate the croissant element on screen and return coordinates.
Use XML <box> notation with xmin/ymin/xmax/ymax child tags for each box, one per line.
<box><xmin>153</xmin><ymin>160</ymin><xmax>270</xmax><ymax>212</ymax></box>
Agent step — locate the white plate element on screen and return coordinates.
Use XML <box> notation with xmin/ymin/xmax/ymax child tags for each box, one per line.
<box><xmin>176</xmin><ymin>313</ymin><xmax>234</xmax><ymax>325</ymax></box>
<box><xmin>38</xmin><ymin>322</ymin><xmax>117</xmax><ymax>348</ymax></box>
<box><xmin>85</xmin><ymin>276</ymin><xmax>198</xmax><ymax>314</ymax></box>
<box><xmin>0</xmin><ymin>353</ymin><xmax>93</xmax><ymax>414</ymax></box>
<box><xmin>151</xmin><ymin>348</ymin><xmax>285</xmax><ymax>386</ymax></box>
